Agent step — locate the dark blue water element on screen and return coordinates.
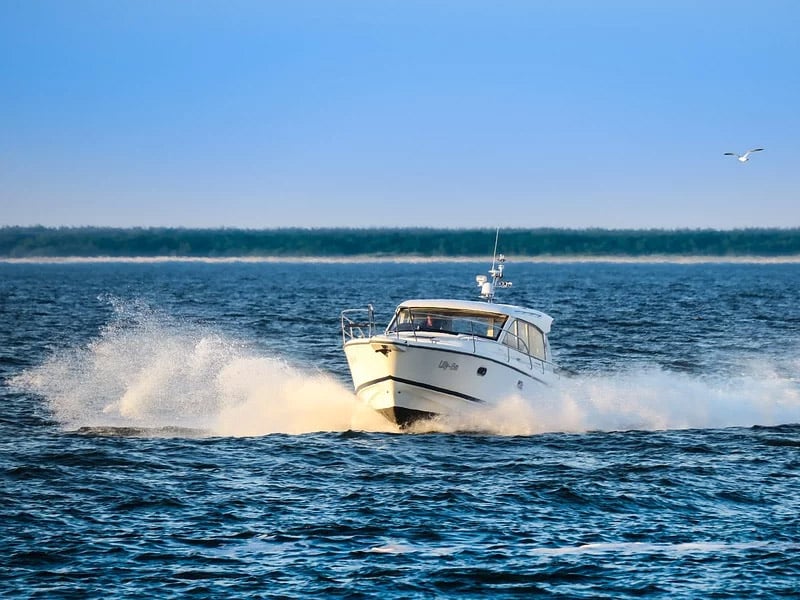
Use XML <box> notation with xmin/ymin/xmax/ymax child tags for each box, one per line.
<box><xmin>2</xmin><ymin>260</ymin><xmax>800</xmax><ymax>598</ymax></box>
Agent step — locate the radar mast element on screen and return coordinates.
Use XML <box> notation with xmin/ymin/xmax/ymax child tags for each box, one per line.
<box><xmin>476</xmin><ymin>229</ymin><xmax>512</xmax><ymax>303</ymax></box>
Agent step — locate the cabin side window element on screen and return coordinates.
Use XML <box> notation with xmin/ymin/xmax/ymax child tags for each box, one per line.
<box><xmin>524</xmin><ymin>322</ymin><xmax>546</xmax><ymax>360</ymax></box>
<box><xmin>502</xmin><ymin>319</ymin><xmax>546</xmax><ymax>360</ymax></box>
<box><xmin>502</xmin><ymin>320</ymin><xmax>519</xmax><ymax>352</ymax></box>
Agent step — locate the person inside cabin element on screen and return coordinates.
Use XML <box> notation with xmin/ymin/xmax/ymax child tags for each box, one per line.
<box><xmin>417</xmin><ymin>313</ymin><xmax>436</xmax><ymax>330</ymax></box>
<box><xmin>422</xmin><ymin>313</ymin><xmax>443</xmax><ymax>331</ymax></box>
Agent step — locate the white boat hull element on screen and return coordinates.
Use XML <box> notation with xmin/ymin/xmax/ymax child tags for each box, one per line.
<box><xmin>344</xmin><ymin>334</ymin><xmax>557</xmax><ymax>427</ymax></box>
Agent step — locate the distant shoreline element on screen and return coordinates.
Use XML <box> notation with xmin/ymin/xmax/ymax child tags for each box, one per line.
<box><xmin>4</xmin><ymin>254</ymin><xmax>800</xmax><ymax>264</ymax></box>
<box><xmin>3</xmin><ymin>226</ymin><xmax>799</xmax><ymax>260</ymax></box>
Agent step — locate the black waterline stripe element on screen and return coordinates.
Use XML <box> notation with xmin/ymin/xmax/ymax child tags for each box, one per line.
<box><xmin>356</xmin><ymin>375</ymin><xmax>486</xmax><ymax>404</ymax></box>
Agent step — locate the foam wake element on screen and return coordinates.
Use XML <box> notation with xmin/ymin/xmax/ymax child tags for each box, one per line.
<box><xmin>11</xmin><ymin>300</ymin><xmax>800</xmax><ymax>437</ymax></box>
<box><xmin>11</xmin><ymin>300</ymin><xmax>394</xmax><ymax>436</ymax></box>
<box><xmin>418</xmin><ymin>364</ymin><xmax>800</xmax><ymax>435</ymax></box>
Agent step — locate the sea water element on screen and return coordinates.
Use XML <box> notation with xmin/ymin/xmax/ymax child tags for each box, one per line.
<box><xmin>1</xmin><ymin>260</ymin><xmax>799</xmax><ymax>598</ymax></box>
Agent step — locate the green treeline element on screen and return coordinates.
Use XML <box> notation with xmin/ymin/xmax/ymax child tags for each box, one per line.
<box><xmin>1</xmin><ymin>226</ymin><xmax>800</xmax><ymax>258</ymax></box>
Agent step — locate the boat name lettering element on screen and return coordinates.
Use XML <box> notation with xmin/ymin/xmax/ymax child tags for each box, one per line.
<box><xmin>438</xmin><ymin>360</ymin><xmax>459</xmax><ymax>371</ymax></box>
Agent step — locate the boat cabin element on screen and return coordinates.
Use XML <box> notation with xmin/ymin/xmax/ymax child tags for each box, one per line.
<box><xmin>386</xmin><ymin>299</ymin><xmax>552</xmax><ymax>362</ymax></box>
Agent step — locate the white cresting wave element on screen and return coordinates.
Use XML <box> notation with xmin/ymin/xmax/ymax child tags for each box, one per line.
<box><xmin>11</xmin><ymin>303</ymin><xmax>800</xmax><ymax>437</ymax></box>
<box><xmin>366</xmin><ymin>540</ymin><xmax>800</xmax><ymax>557</ymax></box>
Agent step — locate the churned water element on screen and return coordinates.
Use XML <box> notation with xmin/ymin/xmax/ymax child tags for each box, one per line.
<box><xmin>2</xmin><ymin>260</ymin><xmax>799</xmax><ymax>598</ymax></box>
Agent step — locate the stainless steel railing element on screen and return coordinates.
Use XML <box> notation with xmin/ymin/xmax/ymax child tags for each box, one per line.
<box><xmin>340</xmin><ymin>305</ymin><xmax>374</xmax><ymax>343</ymax></box>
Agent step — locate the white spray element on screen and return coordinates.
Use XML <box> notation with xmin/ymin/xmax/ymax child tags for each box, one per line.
<box><xmin>10</xmin><ymin>301</ymin><xmax>800</xmax><ymax>437</ymax></box>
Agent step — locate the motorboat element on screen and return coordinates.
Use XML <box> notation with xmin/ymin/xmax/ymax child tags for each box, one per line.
<box><xmin>340</xmin><ymin>243</ymin><xmax>560</xmax><ymax>428</ymax></box>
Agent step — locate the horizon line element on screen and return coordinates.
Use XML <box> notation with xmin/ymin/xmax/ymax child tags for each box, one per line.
<box><xmin>4</xmin><ymin>254</ymin><xmax>800</xmax><ymax>265</ymax></box>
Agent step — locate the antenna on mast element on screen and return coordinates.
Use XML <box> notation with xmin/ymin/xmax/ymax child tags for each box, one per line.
<box><xmin>476</xmin><ymin>228</ymin><xmax>512</xmax><ymax>303</ymax></box>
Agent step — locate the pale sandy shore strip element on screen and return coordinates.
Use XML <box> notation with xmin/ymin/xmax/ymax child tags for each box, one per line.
<box><xmin>3</xmin><ymin>255</ymin><xmax>800</xmax><ymax>264</ymax></box>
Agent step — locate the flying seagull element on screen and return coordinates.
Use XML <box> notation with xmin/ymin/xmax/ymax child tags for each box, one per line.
<box><xmin>724</xmin><ymin>148</ymin><xmax>764</xmax><ymax>162</ymax></box>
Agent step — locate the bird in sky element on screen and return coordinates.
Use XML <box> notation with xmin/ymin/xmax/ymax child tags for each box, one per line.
<box><xmin>724</xmin><ymin>148</ymin><xmax>764</xmax><ymax>162</ymax></box>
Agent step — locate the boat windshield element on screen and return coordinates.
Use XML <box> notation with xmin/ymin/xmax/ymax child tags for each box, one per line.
<box><xmin>387</xmin><ymin>308</ymin><xmax>508</xmax><ymax>340</ymax></box>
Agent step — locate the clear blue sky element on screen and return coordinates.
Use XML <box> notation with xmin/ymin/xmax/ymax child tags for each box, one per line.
<box><xmin>1</xmin><ymin>1</ymin><xmax>798</xmax><ymax>229</ymax></box>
